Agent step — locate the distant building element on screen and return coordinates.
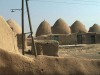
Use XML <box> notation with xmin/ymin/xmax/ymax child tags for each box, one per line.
<box><xmin>36</xmin><ymin>20</ymin><xmax>51</xmax><ymax>37</ymax></box>
<box><xmin>70</xmin><ymin>20</ymin><xmax>88</xmax><ymax>33</ymax></box>
<box><xmin>27</xmin><ymin>19</ymin><xmax>100</xmax><ymax>46</ymax></box>
<box><xmin>77</xmin><ymin>33</ymin><xmax>100</xmax><ymax>44</ymax></box>
<box><xmin>35</xmin><ymin>34</ymin><xmax>77</xmax><ymax>45</ymax></box>
<box><xmin>89</xmin><ymin>24</ymin><xmax>100</xmax><ymax>33</ymax></box>
<box><xmin>52</xmin><ymin>18</ymin><xmax>71</xmax><ymax>34</ymax></box>
<box><xmin>34</xmin><ymin>32</ymin><xmax>100</xmax><ymax>45</ymax></box>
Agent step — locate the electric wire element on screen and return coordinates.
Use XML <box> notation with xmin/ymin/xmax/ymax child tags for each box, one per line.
<box><xmin>28</xmin><ymin>0</ymin><xmax>100</xmax><ymax>6</ymax></box>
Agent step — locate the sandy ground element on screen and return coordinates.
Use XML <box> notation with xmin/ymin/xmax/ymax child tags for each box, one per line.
<box><xmin>0</xmin><ymin>44</ymin><xmax>100</xmax><ymax>75</ymax></box>
<box><xmin>22</xmin><ymin>44</ymin><xmax>100</xmax><ymax>59</ymax></box>
<box><xmin>59</xmin><ymin>44</ymin><xmax>100</xmax><ymax>59</ymax></box>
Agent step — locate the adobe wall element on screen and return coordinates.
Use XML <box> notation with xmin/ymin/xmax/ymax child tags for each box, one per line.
<box><xmin>78</xmin><ymin>33</ymin><xmax>100</xmax><ymax>44</ymax></box>
<box><xmin>31</xmin><ymin>40</ymin><xmax>59</xmax><ymax>56</ymax></box>
<box><xmin>27</xmin><ymin>35</ymin><xmax>51</xmax><ymax>46</ymax></box>
<box><xmin>0</xmin><ymin>16</ymin><xmax>18</xmax><ymax>53</ymax></box>
<box><xmin>82</xmin><ymin>34</ymin><xmax>92</xmax><ymax>44</ymax></box>
<box><xmin>35</xmin><ymin>34</ymin><xmax>77</xmax><ymax>45</ymax></box>
<box><xmin>65</xmin><ymin>34</ymin><xmax>77</xmax><ymax>45</ymax></box>
<box><xmin>17</xmin><ymin>34</ymin><xmax>27</xmax><ymax>49</ymax></box>
<box><xmin>30</xmin><ymin>33</ymin><xmax>100</xmax><ymax>45</ymax></box>
<box><xmin>95</xmin><ymin>34</ymin><xmax>100</xmax><ymax>44</ymax></box>
<box><xmin>49</xmin><ymin>34</ymin><xmax>67</xmax><ymax>45</ymax></box>
<box><xmin>48</xmin><ymin>34</ymin><xmax>77</xmax><ymax>45</ymax></box>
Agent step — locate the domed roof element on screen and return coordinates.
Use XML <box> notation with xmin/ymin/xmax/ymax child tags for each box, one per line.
<box><xmin>7</xmin><ymin>19</ymin><xmax>22</xmax><ymax>34</ymax></box>
<box><xmin>52</xmin><ymin>18</ymin><xmax>71</xmax><ymax>34</ymax></box>
<box><xmin>36</xmin><ymin>20</ymin><xmax>51</xmax><ymax>37</ymax></box>
<box><xmin>89</xmin><ymin>24</ymin><xmax>100</xmax><ymax>33</ymax></box>
<box><xmin>70</xmin><ymin>20</ymin><xmax>88</xmax><ymax>33</ymax></box>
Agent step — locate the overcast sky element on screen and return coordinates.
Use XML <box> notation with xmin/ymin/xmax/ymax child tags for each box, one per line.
<box><xmin>0</xmin><ymin>0</ymin><xmax>100</xmax><ymax>34</ymax></box>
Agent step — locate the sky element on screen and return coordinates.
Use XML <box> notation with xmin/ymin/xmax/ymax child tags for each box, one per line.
<box><xmin>0</xmin><ymin>0</ymin><xmax>100</xmax><ymax>34</ymax></box>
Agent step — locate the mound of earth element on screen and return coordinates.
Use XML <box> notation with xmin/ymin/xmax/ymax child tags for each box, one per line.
<box><xmin>0</xmin><ymin>48</ymin><xmax>100</xmax><ymax>75</ymax></box>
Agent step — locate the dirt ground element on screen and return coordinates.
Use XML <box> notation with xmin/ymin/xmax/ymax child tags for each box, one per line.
<box><xmin>6</xmin><ymin>44</ymin><xmax>99</xmax><ymax>75</ymax></box>
<box><xmin>59</xmin><ymin>44</ymin><xmax>100</xmax><ymax>59</ymax></box>
<box><xmin>1</xmin><ymin>48</ymin><xmax>100</xmax><ymax>75</ymax></box>
<box><xmin>24</xmin><ymin>44</ymin><xmax>100</xmax><ymax>59</ymax></box>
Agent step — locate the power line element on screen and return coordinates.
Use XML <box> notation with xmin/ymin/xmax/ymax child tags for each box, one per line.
<box><xmin>73</xmin><ymin>0</ymin><xmax>100</xmax><ymax>4</ymax></box>
<box><xmin>29</xmin><ymin>0</ymin><xmax>100</xmax><ymax>6</ymax></box>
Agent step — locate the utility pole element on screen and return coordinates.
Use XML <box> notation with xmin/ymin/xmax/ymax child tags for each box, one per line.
<box><xmin>10</xmin><ymin>1</ymin><xmax>24</xmax><ymax>55</ymax></box>
<box><xmin>26</xmin><ymin>0</ymin><xmax>37</xmax><ymax>57</ymax></box>
<box><xmin>22</xmin><ymin>0</ymin><xmax>25</xmax><ymax>55</ymax></box>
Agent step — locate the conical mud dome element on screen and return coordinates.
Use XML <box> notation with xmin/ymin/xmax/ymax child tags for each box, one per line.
<box><xmin>7</xmin><ymin>19</ymin><xmax>22</xmax><ymax>34</ymax></box>
<box><xmin>70</xmin><ymin>20</ymin><xmax>87</xmax><ymax>33</ymax></box>
<box><xmin>52</xmin><ymin>18</ymin><xmax>71</xmax><ymax>34</ymax></box>
<box><xmin>36</xmin><ymin>20</ymin><xmax>51</xmax><ymax>37</ymax></box>
<box><xmin>89</xmin><ymin>24</ymin><xmax>100</xmax><ymax>33</ymax></box>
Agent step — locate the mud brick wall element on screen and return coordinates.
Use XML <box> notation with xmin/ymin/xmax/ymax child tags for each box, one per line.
<box><xmin>31</xmin><ymin>40</ymin><xmax>59</xmax><ymax>56</ymax></box>
<box><xmin>65</xmin><ymin>34</ymin><xmax>77</xmax><ymax>45</ymax></box>
<box><xmin>0</xmin><ymin>16</ymin><xmax>18</xmax><ymax>53</ymax></box>
<box><xmin>17</xmin><ymin>34</ymin><xmax>27</xmax><ymax>49</ymax></box>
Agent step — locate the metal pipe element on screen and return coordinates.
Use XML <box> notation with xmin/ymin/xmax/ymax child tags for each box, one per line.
<box><xmin>22</xmin><ymin>0</ymin><xmax>25</xmax><ymax>55</ymax></box>
<box><xmin>26</xmin><ymin>0</ymin><xmax>37</xmax><ymax>57</ymax></box>
<box><xmin>11</xmin><ymin>9</ymin><xmax>21</xmax><ymax>11</ymax></box>
<box><xmin>24</xmin><ymin>32</ymin><xmax>31</xmax><ymax>34</ymax></box>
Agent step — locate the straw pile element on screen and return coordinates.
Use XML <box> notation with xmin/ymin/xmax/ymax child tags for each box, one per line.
<box><xmin>52</xmin><ymin>18</ymin><xmax>71</xmax><ymax>34</ymax></box>
<box><xmin>7</xmin><ymin>19</ymin><xmax>22</xmax><ymax>34</ymax></box>
<box><xmin>89</xmin><ymin>24</ymin><xmax>100</xmax><ymax>33</ymax></box>
<box><xmin>70</xmin><ymin>20</ymin><xmax>88</xmax><ymax>33</ymax></box>
<box><xmin>36</xmin><ymin>20</ymin><xmax>51</xmax><ymax>37</ymax></box>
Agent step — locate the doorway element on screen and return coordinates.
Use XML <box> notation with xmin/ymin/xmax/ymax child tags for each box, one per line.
<box><xmin>53</xmin><ymin>35</ymin><xmax>59</xmax><ymax>41</ymax></box>
<box><xmin>77</xmin><ymin>35</ymin><xmax>82</xmax><ymax>44</ymax></box>
<box><xmin>91</xmin><ymin>35</ymin><xmax>95</xmax><ymax>44</ymax></box>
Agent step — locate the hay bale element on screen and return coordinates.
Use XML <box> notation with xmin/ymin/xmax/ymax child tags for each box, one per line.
<box><xmin>0</xmin><ymin>16</ymin><xmax>18</xmax><ymax>53</ymax></box>
<box><xmin>70</xmin><ymin>20</ymin><xmax>88</xmax><ymax>33</ymax></box>
<box><xmin>31</xmin><ymin>40</ymin><xmax>59</xmax><ymax>56</ymax></box>
<box><xmin>89</xmin><ymin>24</ymin><xmax>100</xmax><ymax>33</ymax></box>
<box><xmin>36</xmin><ymin>20</ymin><xmax>51</xmax><ymax>37</ymax></box>
<box><xmin>7</xmin><ymin>19</ymin><xmax>22</xmax><ymax>34</ymax></box>
<box><xmin>52</xmin><ymin>18</ymin><xmax>71</xmax><ymax>34</ymax></box>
